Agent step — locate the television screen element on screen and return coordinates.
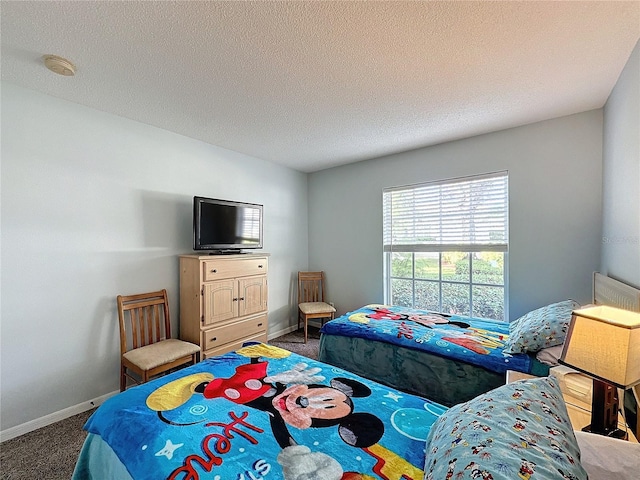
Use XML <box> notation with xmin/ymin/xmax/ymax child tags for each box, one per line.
<box><xmin>193</xmin><ymin>197</ymin><xmax>263</xmax><ymax>252</ymax></box>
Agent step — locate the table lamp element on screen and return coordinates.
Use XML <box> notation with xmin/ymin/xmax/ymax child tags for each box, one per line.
<box><xmin>559</xmin><ymin>305</ymin><xmax>640</xmax><ymax>439</ymax></box>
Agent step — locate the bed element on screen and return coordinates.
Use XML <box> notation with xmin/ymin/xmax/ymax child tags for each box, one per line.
<box><xmin>318</xmin><ymin>272</ymin><xmax>639</xmax><ymax>407</ymax></box>
<box><xmin>72</xmin><ymin>342</ymin><xmax>448</xmax><ymax>480</ymax></box>
<box><xmin>72</xmin><ymin>341</ymin><xmax>610</xmax><ymax>480</ymax></box>
<box><xmin>318</xmin><ymin>305</ymin><xmax>554</xmax><ymax>407</ymax></box>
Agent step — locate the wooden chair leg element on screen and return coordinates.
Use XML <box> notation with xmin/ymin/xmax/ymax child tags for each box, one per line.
<box><xmin>120</xmin><ymin>366</ymin><xmax>126</xmax><ymax>392</ymax></box>
<box><xmin>304</xmin><ymin>317</ymin><xmax>308</xmax><ymax>344</ymax></box>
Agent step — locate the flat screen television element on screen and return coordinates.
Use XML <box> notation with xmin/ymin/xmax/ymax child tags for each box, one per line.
<box><xmin>193</xmin><ymin>196</ymin><xmax>263</xmax><ymax>252</ymax></box>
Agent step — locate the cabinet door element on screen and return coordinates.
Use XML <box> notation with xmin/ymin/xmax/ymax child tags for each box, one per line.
<box><xmin>203</xmin><ymin>279</ymin><xmax>237</xmax><ymax>325</ymax></box>
<box><xmin>238</xmin><ymin>276</ymin><xmax>268</xmax><ymax>317</ymax></box>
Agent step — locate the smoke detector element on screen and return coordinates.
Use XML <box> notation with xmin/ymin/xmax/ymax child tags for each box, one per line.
<box><xmin>43</xmin><ymin>55</ymin><xmax>76</xmax><ymax>76</ymax></box>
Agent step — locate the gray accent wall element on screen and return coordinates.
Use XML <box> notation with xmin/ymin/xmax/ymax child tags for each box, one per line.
<box><xmin>602</xmin><ymin>40</ymin><xmax>640</xmax><ymax>287</ymax></box>
<box><xmin>0</xmin><ymin>82</ymin><xmax>308</xmax><ymax>431</ymax></box>
<box><xmin>308</xmin><ymin>111</ymin><xmax>604</xmax><ymax>321</ymax></box>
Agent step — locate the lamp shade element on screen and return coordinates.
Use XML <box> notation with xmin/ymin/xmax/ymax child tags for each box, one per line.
<box><xmin>559</xmin><ymin>306</ymin><xmax>640</xmax><ymax>389</ymax></box>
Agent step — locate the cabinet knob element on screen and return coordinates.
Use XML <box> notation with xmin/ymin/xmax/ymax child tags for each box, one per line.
<box><xmin>258</xmin><ymin>265</ymin><xmax>263</xmax><ymax>268</ymax></box>
<box><xmin>239</xmin><ymin>297</ymin><xmax>245</xmax><ymax>301</ymax></box>
<box><xmin>233</xmin><ymin>297</ymin><xmax>238</xmax><ymax>302</ymax></box>
<box><xmin>210</xmin><ymin>269</ymin><xmax>217</xmax><ymax>273</ymax></box>
<box><xmin>257</xmin><ymin>323</ymin><xmax>263</xmax><ymax>327</ymax></box>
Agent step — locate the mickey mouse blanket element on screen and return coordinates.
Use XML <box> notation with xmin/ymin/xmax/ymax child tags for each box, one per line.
<box><xmin>73</xmin><ymin>343</ymin><xmax>447</xmax><ymax>480</ymax></box>
<box><xmin>320</xmin><ymin>304</ymin><xmax>532</xmax><ymax>374</ymax></box>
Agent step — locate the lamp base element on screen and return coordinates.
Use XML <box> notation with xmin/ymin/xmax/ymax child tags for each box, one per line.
<box><xmin>581</xmin><ymin>424</ymin><xmax>628</xmax><ymax>440</ymax></box>
<box><xmin>587</xmin><ymin>378</ymin><xmax>626</xmax><ymax>438</ymax></box>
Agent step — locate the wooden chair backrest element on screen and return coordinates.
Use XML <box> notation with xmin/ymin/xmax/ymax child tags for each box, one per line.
<box><xmin>117</xmin><ymin>289</ymin><xmax>171</xmax><ymax>355</ymax></box>
<box><xmin>298</xmin><ymin>271</ymin><xmax>327</xmax><ymax>304</ymax></box>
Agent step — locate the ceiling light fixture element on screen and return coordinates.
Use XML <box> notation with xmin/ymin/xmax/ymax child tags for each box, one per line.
<box><xmin>43</xmin><ymin>55</ymin><xmax>76</xmax><ymax>76</ymax></box>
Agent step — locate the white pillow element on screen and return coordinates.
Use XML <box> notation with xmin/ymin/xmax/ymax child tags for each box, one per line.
<box><xmin>536</xmin><ymin>343</ymin><xmax>565</xmax><ymax>366</ymax></box>
<box><xmin>574</xmin><ymin>431</ymin><xmax>640</xmax><ymax>480</ymax></box>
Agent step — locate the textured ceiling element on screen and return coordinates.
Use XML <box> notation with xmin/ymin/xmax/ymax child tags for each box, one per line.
<box><xmin>2</xmin><ymin>1</ymin><xmax>639</xmax><ymax>173</ymax></box>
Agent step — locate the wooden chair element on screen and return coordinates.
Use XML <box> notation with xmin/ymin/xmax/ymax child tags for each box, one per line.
<box><xmin>298</xmin><ymin>271</ymin><xmax>336</xmax><ymax>343</ymax></box>
<box><xmin>117</xmin><ymin>289</ymin><xmax>200</xmax><ymax>391</ymax></box>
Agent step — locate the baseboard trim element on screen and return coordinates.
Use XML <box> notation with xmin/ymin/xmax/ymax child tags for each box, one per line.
<box><xmin>267</xmin><ymin>323</ymin><xmax>299</xmax><ymax>340</ymax></box>
<box><xmin>268</xmin><ymin>321</ymin><xmax>325</xmax><ymax>341</ymax></box>
<box><xmin>0</xmin><ymin>390</ymin><xmax>119</xmax><ymax>443</ymax></box>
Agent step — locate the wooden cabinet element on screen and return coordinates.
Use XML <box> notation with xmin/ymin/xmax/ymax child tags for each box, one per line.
<box><xmin>179</xmin><ymin>253</ymin><xmax>269</xmax><ymax>359</ymax></box>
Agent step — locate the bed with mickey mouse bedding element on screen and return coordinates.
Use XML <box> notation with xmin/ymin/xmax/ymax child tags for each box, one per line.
<box><xmin>73</xmin><ymin>342</ymin><xmax>637</xmax><ymax>480</ymax></box>
<box><xmin>318</xmin><ymin>302</ymin><xmax>582</xmax><ymax>407</ymax></box>
<box><xmin>72</xmin><ymin>343</ymin><xmax>447</xmax><ymax>480</ymax></box>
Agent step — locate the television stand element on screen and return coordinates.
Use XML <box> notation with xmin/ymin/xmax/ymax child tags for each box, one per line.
<box><xmin>179</xmin><ymin>253</ymin><xmax>269</xmax><ymax>359</ymax></box>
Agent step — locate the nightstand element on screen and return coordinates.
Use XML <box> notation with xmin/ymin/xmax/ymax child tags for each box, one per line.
<box><xmin>505</xmin><ymin>370</ymin><xmax>536</xmax><ymax>383</ymax></box>
<box><xmin>563</xmin><ymin>386</ymin><xmax>638</xmax><ymax>443</ymax></box>
<box><xmin>506</xmin><ymin>369</ymin><xmax>638</xmax><ymax>442</ymax></box>
<box><xmin>560</xmin><ymin>395</ymin><xmax>637</xmax><ymax>443</ymax></box>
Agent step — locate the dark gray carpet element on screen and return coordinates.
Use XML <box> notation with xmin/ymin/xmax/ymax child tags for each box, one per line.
<box><xmin>268</xmin><ymin>325</ymin><xmax>321</xmax><ymax>359</ymax></box>
<box><xmin>0</xmin><ymin>408</ymin><xmax>95</xmax><ymax>480</ymax></box>
<box><xmin>0</xmin><ymin>328</ymin><xmax>319</xmax><ymax>479</ymax></box>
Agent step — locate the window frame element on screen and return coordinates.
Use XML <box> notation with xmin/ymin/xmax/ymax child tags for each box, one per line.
<box><xmin>383</xmin><ymin>171</ymin><xmax>509</xmax><ymax>321</ymax></box>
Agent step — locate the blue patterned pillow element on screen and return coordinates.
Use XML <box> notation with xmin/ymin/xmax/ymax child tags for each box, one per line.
<box><xmin>423</xmin><ymin>375</ymin><xmax>587</xmax><ymax>480</ymax></box>
<box><xmin>505</xmin><ymin>300</ymin><xmax>581</xmax><ymax>354</ymax></box>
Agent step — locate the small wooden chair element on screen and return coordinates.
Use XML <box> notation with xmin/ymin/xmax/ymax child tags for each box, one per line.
<box><xmin>117</xmin><ymin>289</ymin><xmax>200</xmax><ymax>391</ymax></box>
<box><xmin>298</xmin><ymin>271</ymin><xmax>336</xmax><ymax>343</ymax></box>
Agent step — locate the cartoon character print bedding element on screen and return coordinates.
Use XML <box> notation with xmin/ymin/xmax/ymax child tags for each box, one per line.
<box><xmin>83</xmin><ymin>344</ymin><xmax>447</xmax><ymax>480</ymax></box>
<box><xmin>320</xmin><ymin>305</ymin><xmax>532</xmax><ymax>374</ymax></box>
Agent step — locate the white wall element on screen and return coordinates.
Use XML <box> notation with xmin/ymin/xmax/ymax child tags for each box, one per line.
<box><xmin>602</xmin><ymin>40</ymin><xmax>640</xmax><ymax>287</ymax></box>
<box><xmin>0</xmin><ymin>82</ymin><xmax>308</xmax><ymax>432</ymax></box>
<box><xmin>308</xmin><ymin>111</ymin><xmax>603</xmax><ymax>320</ymax></box>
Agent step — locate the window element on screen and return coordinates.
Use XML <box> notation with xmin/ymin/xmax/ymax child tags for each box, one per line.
<box><xmin>383</xmin><ymin>172</ymin><xmax>508</xmax><ymax>321</ymax></box>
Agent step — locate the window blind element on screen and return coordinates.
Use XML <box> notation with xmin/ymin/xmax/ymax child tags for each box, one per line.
<box><xmin>383</xmin><ymin>171</ymin><xmax>508</xmax><ymax>253</ymax></box>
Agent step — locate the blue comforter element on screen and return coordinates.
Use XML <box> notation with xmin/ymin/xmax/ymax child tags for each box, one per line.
<box><xmin>320</xmin><ymin>304</ymin><xmax>531</xmax><ymax>374</ymax></box>
<box><xmin>80</xmin><ymin>343</ymin><xmax>446</xmax><ymax>480</ymax></box>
